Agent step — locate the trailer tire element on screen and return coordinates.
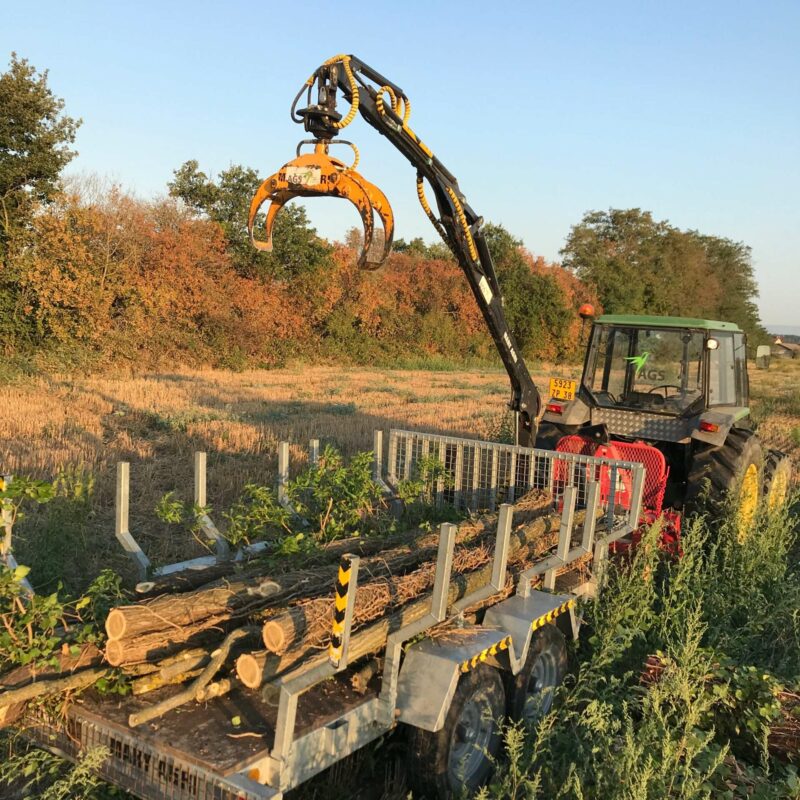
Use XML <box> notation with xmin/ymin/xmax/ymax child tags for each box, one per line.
<box><xmin>505</xmin><ymin>625</ymin><xmax>567</xmax><ymax>725</ymax></box>
<box><xmin>684</xmin><ymin>427</ymin><xmax>763</xmax><ymax>539</ymax></box>
<box><xmin>764</xmin><ymin>450</ymin><xmax>792</xmax><ymax>512</ymax></box>
<box><xmin>407</xmin><ymin>665</ymin><xmax>505</xmax><ymax>798</ymax></box>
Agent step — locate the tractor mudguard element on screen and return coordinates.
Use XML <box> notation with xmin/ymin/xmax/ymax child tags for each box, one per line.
<box><xmin>248</xmin><ymin>141</ymin><xmax>394</xmax><ymax>270</ymax></box>
<box><xmin>541</xmin><ymin>395</ymin><xmax>591</xmax><ymax>427</ymax></box>
<box><xmin>691</xmin><ymin>410</ymin><xmax>736</xmax><ymax>446</ymax></box>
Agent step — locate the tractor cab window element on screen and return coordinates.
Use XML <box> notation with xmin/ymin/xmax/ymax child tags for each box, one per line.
<box><xmin>585</xmin><ymin>326</ymin><xmax>705</xmax><ymax>415</ymax></box>
<box><xmin>708</xmin><ymin>331</ymin><xmax>746</xmax><ymax>406</ymax></box>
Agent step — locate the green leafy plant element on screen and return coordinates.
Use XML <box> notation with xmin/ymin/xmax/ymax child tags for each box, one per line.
<box><xmin>0</xmin><ymin>563</ymin><xmax>126</xmax><ymax>674</ymax></box>
<box><xmin>155</xmin><ymin>491</ymin><xmax>186</xmax><ymax>524</ymax></box>
<box><xmin>482</xmin><ymin>497</ymin><xmax>800</xmax><ymax>799</ymax></box>
<box><xmin>287</xmin><ymin>446</ymin><xmax>381</xmax><ymax>543</ymax></box>
<box><xmin>396</xmin><ymin>454</ymin><xmax>453</xmax><ymax>507</ymax></box>
<box><xmin>0</xmin><ymin>741</ymin><xmax>120</xmax><ymax>800</ymax></box>
<box><xmin>223</xmin><ymin>483</ymin><xmax>292</xmax><ymax>548</ymax></box>
<box><xmin>0</xmin><ymin>475</ymin><xmax>55</xmax><ymax>557</ymax></box>
<box><xmin>11</xmin><ymin>467</ymin><xmax>98</xmax><ymax>594</ymax></box>
<box><xmin>223</xmin><ymin>446</ymin><xmax>382</xmax><ymax>550</ymax></box>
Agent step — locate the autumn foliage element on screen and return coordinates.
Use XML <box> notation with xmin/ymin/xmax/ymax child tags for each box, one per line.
<box><xmin>1</xmin><ymin>54</ymin><xmax>768</xmax><ymax>375</ymax></box>
<box><xmin>2</xmin><ymin>183</ymin><xmax>592</xmax><ymax>372</ymax></box>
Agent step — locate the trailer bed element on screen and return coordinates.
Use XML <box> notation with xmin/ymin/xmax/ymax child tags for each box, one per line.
<box><xmin>27</xmin><ymin>673</ymin><xmax>376</xmax><ymax>776</ymax></box>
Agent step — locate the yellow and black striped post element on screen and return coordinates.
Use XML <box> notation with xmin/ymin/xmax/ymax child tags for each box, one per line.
<box><xmin>329</xmin><ymin>553</ymin><xmax>360</xmax><ymax>668</ymax></box>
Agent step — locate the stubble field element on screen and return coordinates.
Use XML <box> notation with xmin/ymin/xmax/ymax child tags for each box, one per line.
<box><xmin>1</xmin><ymin>358</ymin><xmax>797</xmax><ymax>593</ymax></box>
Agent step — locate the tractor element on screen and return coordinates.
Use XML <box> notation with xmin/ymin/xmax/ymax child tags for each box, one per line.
<box><xmin>539</xmin><ymin>312</ymin><xmax>792</xmax><ymax>539</ymax></box>
<box><xmin>244</xmin><ymin>54</ymin><xmax>791</xmax><ymax>541</ymax></box>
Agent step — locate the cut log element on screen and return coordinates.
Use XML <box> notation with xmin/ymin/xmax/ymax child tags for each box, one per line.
<box><xmin>196</xmin><ymin>678</ymin><xmax>231</xmax><ymax>702</ymax></box>
<box><xmin>0</xmin><ymin>644</ymin><xmax>104</xmax><ymax>728</ymax></box>
<box><xmin>0</xmin><ymin>667</ymin><xmax>108</xmax><ymax>710</ymax></box>
<box><xmin>236</xmin><ymin>651</ymin><xmax>272</xmax><ymax>690</ymax></box>
<box><xmin>131</xmin><ymin>502</ymin><xmax>550</xmax><ymax>598</ymax></box>
<box><xmin>236</xmin><ymin>567</ymin><xmax>512</xmax><ymax>690</ymax></box>
<box><xmin>238</xmin><ymin>501</ymin><xmax>597</xmax><ymax>690</ymax></box>
<box><xmin>261</xmin><ymin>607</ymin><xmax>306</xmax><ymax>654</ymax></box>
<box><xmin>261</xmin><ymin>505</ymin><xmax>569</xmax><ymax>655</ymax></box>
<box><xmin>132</xmin><ymin>532</ymin><xmax>398</xmax><ymax>597</ymax></box>
<box><xmin>105</xmin><ymin>584</ymin><xmax>276</xmax><ymax>642</ymax></box>
<box><xmin>129</xmin><ymin>648</ymin><xmax>212</xmax><ymax>695</ymax></box>
<box><xmin>128</xmin><ymin>627</ymin><xmax>256</xmax><ymax>727</ymax></box>
<box><xmin>105</xmin><ymin>495</ymin><xmax>550</xmax><ymax>667</ymax></box>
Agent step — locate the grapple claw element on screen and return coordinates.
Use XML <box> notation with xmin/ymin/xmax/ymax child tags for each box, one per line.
<box><xmin>248</xmin><ymin>142</ymin><xmax>394</xmax><ymax>269</ymax></box>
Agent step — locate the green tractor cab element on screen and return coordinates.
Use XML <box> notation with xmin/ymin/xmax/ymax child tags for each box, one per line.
<box><xmin>541</xmin><ymin>315</ymin><xmax>790</xmax><ymax>535</ymax></box>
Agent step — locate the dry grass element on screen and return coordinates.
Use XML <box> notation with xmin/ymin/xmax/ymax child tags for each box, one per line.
<box><xmin>748</xmin><ymin>357</ymin><xmax>800</xmax><ymax>460</ymax></box>
<box><xmin>0</xmin><ymin>366</ymin><xmax>515</xmax><ymax>587</ymax></box>
<box><xmin>0</xmin><ymin>358</ymin><xmax>796</xmax><ymax>590</ymax></box>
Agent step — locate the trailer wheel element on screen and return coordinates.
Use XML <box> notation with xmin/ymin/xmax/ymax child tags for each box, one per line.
<box><xmin>505</xmin><ymin>625</ymin><xmax>567</xmax><ymax>725</ymax></box>
<box><xmin>764</xmin><ymin>450</ymin><xmax>792</xmax><ymax>512</ymax></box>
<box><xmin>407</xmin><ymin>665</ymin><xmax>505</xmax><ymax>798</ymax></box>
<box><xmin>685</xmin><ymin>427</ymin><xmax>763</xmax><ymax>540</ymax></box>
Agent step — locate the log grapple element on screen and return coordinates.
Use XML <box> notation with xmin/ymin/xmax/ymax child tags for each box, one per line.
<box><xmin>247</xmin><ymin>140</ymin><xmax>393</xmax><ymax>269</ymax></box>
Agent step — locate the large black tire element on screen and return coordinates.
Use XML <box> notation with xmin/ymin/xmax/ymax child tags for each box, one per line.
<box><xmin>407</xmin><ymin>665</ymin><xmax>505</xmax><ymax>798</ymax></box>
<box><xmin>685</xmin><ymin>427</ymin><xmax>764</xmax><ymax>537</ymax></box>
<box><xmin>764</xmin><ymin>449</ymin><xmax>793</xmax><ymax>512</ymax></box>
<box><xmin>505</xmin><ymin>625</ymin><xmax>567</xmax><ymax>725</ymax></box>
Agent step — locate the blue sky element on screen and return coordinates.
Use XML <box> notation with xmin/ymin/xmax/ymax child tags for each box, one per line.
<box><xmin>3</xmin><ymin>0</ymin><xmax>798</xmax><ymax>328</ymax></box>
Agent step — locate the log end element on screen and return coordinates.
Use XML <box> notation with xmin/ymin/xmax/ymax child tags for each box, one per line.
<box><xmin>262</xmin><ymin>623</ymin><xmax>289</xmax><ymax>655</ymax></box>
<box><xmin>105</xmin><ymin>608</ymin><xmax>128</xmax><ymax>641</ymax></box>
<box><xmin>262</xmin><ymin>608</ymin><xmax>305</xmax><ymax>654</ymax></box>
<box><xmin>236</xmin><ymin>653</ymin><xmax>265</xmax><ymax>689</ymax></box>
<box><xmin>104</xmin><ymin>639</ymin><xmax>126</xmax><ymax>668</ymax></box>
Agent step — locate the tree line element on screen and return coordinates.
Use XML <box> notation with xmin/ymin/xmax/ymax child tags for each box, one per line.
<box><xmin>0</xmin><ymin>55</ymin><xmax>768</xmax><ymax>375</ymax></box>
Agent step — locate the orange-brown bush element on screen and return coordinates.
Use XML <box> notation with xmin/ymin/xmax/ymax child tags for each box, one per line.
<box><xmin>4</xmin><ymin>185</ymin><xmax>591</xmax><ymax>373</ymax></box>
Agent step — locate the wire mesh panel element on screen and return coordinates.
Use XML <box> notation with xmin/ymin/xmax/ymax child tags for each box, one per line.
<box><xmin>386</xmin><ymin>429</ymin><xmax>644</xmax><ymax>531</ymax></box>
<box><xmin>25</xmin><ymin>713</ymin><xmax>269</xmax><ymax>800</ymax></box>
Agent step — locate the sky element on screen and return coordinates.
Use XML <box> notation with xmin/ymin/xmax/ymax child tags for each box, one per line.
<box><xmin>2</xmin><ymin>0</ymin><xmax>798</xmax><ymax>329</ymax></box>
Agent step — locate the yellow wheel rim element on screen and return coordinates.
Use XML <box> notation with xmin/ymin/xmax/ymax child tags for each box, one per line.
<box><xmin>768</xmin><ymin>466</ymin><xmax>789</xmax><ymax>511</ymax></box>
<box><xmin>737</xmin><ymin>463</ymin><xmax>759</xmax><ymax>542</ymax></box>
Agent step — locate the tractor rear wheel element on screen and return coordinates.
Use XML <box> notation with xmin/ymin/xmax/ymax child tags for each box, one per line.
<box><xmin>764</xmin><ymin>450</ymin><xmax>792</xmax><ymax>512</ymax></box>
<box><xmin>685</xmin><ymin>427</ymin><xmax>763</xmax><ymax>539</ymax></box>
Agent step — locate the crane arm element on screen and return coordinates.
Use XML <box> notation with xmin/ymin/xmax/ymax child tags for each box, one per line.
<box><xmin>289</xmin><ymin>55</ymin><xmax>542</xmax><ymax>445</ymax></box>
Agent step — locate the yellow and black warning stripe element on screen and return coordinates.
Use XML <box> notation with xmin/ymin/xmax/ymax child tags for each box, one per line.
<box><xmin>459</xmin><ymin>636</ymin><xmax>512</xmax><ymax>674</ymax></box>
<box><xmin>530</xmin><ymin>598</ymin><xmax>576</xmax><ymax>633</ymax></box>
<box><xmin>328</xmin><ymin>555</ymin><xmax>354</xmax><ymax>664</ymax></box>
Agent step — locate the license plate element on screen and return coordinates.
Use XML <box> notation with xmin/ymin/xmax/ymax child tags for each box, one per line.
<box><xmin>549</xmin><ymin>378</ymin><xmax>576</xmax><ymax>401</ymax></box>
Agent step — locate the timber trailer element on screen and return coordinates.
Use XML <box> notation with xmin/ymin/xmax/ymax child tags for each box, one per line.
<box><xmin>26</xmin><ymin>429</ymin><xmax>649</xmax><ymax>799</ymax></box>
<box><xmin>18</xmin><ymin>54</ymin><xmax>792</xmax><ymax>797</ymax></box>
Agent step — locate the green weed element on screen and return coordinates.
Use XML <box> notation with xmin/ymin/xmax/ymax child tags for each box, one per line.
<box><xmin>0</xmin><ymin>741</ymin><xmax>129</xmax><ymax>799</ymax></box>
<box><xmin>222</xmin><ymin>445</ymin><xmax>381</xmax><ymax>549</ymax></box>
<box><xmin>13</xmin><ymin>466</ymin><xmax>98</xmax><ymax>595</ymax></box>
<box><xmin>485</xmin><ymin>499</ymin><xmax>800</xmax><ymax>800</ymax></box>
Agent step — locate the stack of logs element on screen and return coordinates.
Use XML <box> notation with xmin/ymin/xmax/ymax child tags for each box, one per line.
<box><xmin>1</xmin><ymin>490</ymin><xmax>584</xmax><ymax>729</ymax></box>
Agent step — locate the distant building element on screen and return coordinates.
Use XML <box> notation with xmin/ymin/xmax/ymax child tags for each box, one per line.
<box><xmin>772</xmin><ymin>337</ymin><xmax>800</xmax><ymax>358</ymax></box>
